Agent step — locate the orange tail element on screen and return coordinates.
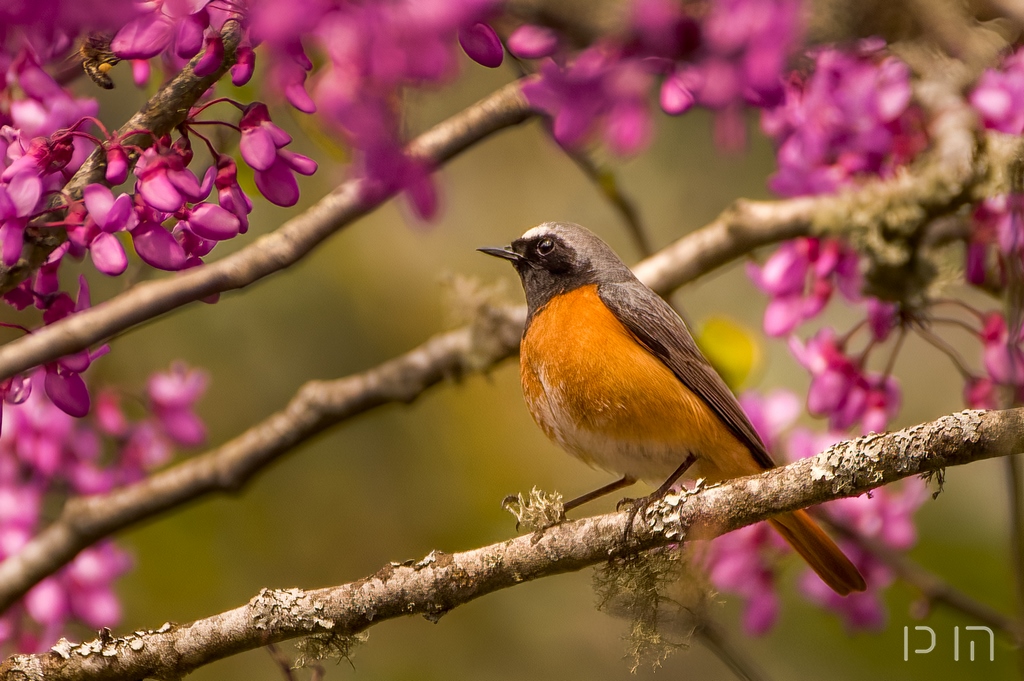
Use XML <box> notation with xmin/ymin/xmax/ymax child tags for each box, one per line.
<box><xmin>768</xmin><ymin>510</ymin><xmax>866</xmax><ymax>595</ymax></box>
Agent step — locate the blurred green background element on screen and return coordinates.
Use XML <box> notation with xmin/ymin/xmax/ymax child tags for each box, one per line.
<box><xmin>51</xmin><ymin>56</ymin><xmax>1020</xmax><ymax>680</ymax></box>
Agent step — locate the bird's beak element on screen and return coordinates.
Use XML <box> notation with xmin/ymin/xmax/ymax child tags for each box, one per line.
<box><xmin>477</xmin><ymin>246</ymin><xmax>523</xmax><ymax>262</ymax></box>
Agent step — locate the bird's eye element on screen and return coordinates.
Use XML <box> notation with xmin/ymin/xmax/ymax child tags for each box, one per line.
<box><xmin>537</xmin><ymin>238</ymin><xmax>554</xmax><ymax>255</ymax></box>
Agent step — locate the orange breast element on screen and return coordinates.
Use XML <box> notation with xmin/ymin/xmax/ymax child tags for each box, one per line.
<box><xmin>520</xmin><ymin>284</ymin><xmax>760</xmax><ymax>484</ymax></box>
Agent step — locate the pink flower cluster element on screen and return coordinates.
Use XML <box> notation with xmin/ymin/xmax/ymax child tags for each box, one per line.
<box><xmin>958</xmin><ymin>311</ymin><xmax>1024</xmax><ymax>409</ymax></box>
<box><xmin>746</xmin><ymin>237</ymin><xmax>860</xmax><ymax>337</ymax></box>
<box><xmin>746</xmin><ymin>234</ymin><xmax>904</xmax><ymax>434</ymax></box>
<box><xmin>239</xmin><ymin>0</ymin><xmax>504</xmax><ymax>218</ymax></box>
<box><xmin>702</xmin><ymin>391</ymin><xmax>926</xmax><ymax>634</ymax></box>
<box><xmin>762</xmin><ymin>40</ymin><xmax>926</xmax><ymax>197</ymax></box>
<box><xmin>0</xmin><ymin>3</ymin><xmax>321</xmax><ymax>419</ymax></box>
<box><xmin>520</xmin><ymin>0</ymin><xmax>801</xmax><ymax>155</ymax></box>
<box><xmin>0</xmin><ymin>363</ymin><xmax>206</xmax><ymax>652</ymax></box>
<box><xmin>970</xmin><ymin>48</ymin><xmax>1024</xmax><ymax>134</ymax></box>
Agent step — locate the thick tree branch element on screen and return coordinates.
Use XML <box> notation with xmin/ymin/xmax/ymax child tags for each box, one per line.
<box><xmin>0</xmin><ymin>86</ymin><xmax>998</xmax><ymax>610</ymax></box>
<box><xmin>3</xmin><ymin>408</ymin><xmax>1021</xmax><ymax>681</ymax></box>
<box><xmin>1</xmin><ymin>20</ymin><xmax>244</xmax><ymax>294</ymax></box>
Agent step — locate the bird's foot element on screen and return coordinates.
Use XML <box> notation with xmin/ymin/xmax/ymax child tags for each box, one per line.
<box><xmin>616</xmin><ymin>493</ymin><xmax>660</xmax><ymax>546</ymax></box>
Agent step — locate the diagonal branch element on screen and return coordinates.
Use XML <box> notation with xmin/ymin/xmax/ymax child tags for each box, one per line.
<box><xmin>0</xmin><ymin>78</ymin><xmax>535</xmax><ymax>382</ymax></box>
<box><xmin>0</xmin><ymin>190</ymin><xmax>811</xmax><ymax>612</ymax></box>
<box><xmin>824</xmin><ymin>517</ymin><xmax>1023</xmax><ymax>639</ymax></box>
<box><xmin>0</xmin><ymin>65</ymin><xmax>994</xmax><ymax>383</ymax></box>
<box><xmin>2</xmin><ymin>20</ymin><xmax>244</xmax><ymax>293</ymax></box>
<box><xmin>0</xmin><ymin>305</ymin><xmax>527</xmax><ymax>613</ymax></box>
<box><xmin>3</xmin><ymin>408</ymin><xmax>1021</xmax><ymax>681</ymax></box>
<box><xmin>0</xmin><ymin>112</ymin><xmax>1000</xmax><ymax>612</ymax></box>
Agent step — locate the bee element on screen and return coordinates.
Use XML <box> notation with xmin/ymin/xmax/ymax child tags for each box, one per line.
<box><xmin>79</xmin><ymin>33</ymin><xmax>120</xmax><ymax>89</ymax></box>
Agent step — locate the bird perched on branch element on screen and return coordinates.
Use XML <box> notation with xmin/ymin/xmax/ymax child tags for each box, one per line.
<box><xmin>480</xmin><ymin>222</ymin><xmax>865</xmax><ymax>595</ymax></box>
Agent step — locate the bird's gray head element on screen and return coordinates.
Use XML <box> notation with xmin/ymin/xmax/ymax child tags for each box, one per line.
<box><xmin>479</xmin><ymin>222</ymin><xmax>635</xmax><ymax>317</ymax></box>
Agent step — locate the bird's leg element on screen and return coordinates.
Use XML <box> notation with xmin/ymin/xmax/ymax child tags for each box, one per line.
<box><xmin>617</xmin><ymin>453</ymin><xmax>697</xmax><ymax>544</ymax></box>
<box><xmin>563</xmin><ymin>475</ymin><xmax>637</xmax><ymax>513</ymax></box>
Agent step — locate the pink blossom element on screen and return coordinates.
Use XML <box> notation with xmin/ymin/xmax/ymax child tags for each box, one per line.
<box><xmin>763</xmin><ymin>42</ymin><xmax>925</xmax><ymax>197</ymax></box>
<box><xmin>747</xmin><ymin>238</ymin><xmax>861</xmax><ymax>337</ymax></box>
<box><xmin>981</xmin><ymin>313</ymin><xmax>1024</xmax><ymax>387</ymax></box>
<box><xmin>458</xmin><ymin>23</ymin><xmax>503</xmax><ymax>68</ymax></box>
<box><xmin>507</xmin><ymin>25</ymin><xmax>558</xmax><ymax>59</ymax></box>
<box><xmin>702</xmin><ymin>523</ymin><xmax>788</xmax><ymax>635</ymax></box>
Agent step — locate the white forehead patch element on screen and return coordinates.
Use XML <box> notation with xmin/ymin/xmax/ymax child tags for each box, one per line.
<box><xmin>520</xmin><ymin>224</ymin><xmax>557</xmax><ymax>240</ymax></box>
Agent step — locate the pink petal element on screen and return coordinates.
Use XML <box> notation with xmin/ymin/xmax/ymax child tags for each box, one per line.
<box><xmin>59</xmin><ymin>349</ymin><xmax>92</xmax><ymax>373</ymax></box>
<box><xmin>132</xmin><ymin>59</ymin><xmax>150</xmax><ymax>87</ymax></box>
<box><xmin>406</xmin><ymin>172</ymin><xmax>439</xmax><ymax>221</ymax></box>
<box><xmin>167</xmin><ymin>167</ymin><xmax>204</xmax><ymax>201</ymax></box>
<box><xmin>458</xmin><ymin>23</ymin><xmax>504</xmax><ymax>68</ymax></box>
<box><xmin>131</xmin><ymin>222</ymin><xmax>187</xmax><ymax>271</ymax></box>
<box><xmin>71</xmin><ymin>588</ymin><xmax>121</xmax><ymax>629</ymax></box>
<box><xmin>193</xmin><ymin>34</ymin><xmax>224</xmax><ymax>77</ymax></box>
<box><xmin>285</xmin><ymin>82</ymin><xmax>316</xmax><ymax>113</ymax></box>
<box><xmin>111</xmin><ymin>13</ymin><xmax>175</xmax><ymax>60</ymax></box>
<box><xmin>187</xmin><ymin>203</ymin><xmax>240</xmax><ymax>240</ymax></box>
<box><xmin>164</xmin><ymin>0</ymin><xmax>210</xmax><ymax>19</ymax></box>
<box><xmin>254</xmin><ymin>159</ymin><xmax>299</xmax><ymax>207</ymax></box>
<box><xmin>90</xmin><ymin>233</ymin><xmax>128</xmax><ymax>275</ymax></box>
<box><xmin>45</xmin><ymin>370</ymin><xmax>91</xmax><ymax>418</ymax></box>
<box><xmin>138</xmin><ymin>172</ymin><xmax>185</xmax><ymax>213</ymax></box>
<box><xmin>605</xmin><ymin>102</ymin><xmax>652</xmax><ymax>156</ymax></box>
<box><xmin>175</xmin><ymin>11</ymin><xmax>206</xmax><ymax>59</ymax></box>
<box><xmin>507</xmin><ymin>25</ymin><xmax>558</xmax><ymax>59</ymax></box>
<box><xmin>105</xmin><ymin>145</ymin><xmax>129</xmax><ymax>184</ymax></box>
<box><xmin>7</xmin><ymin>172</ymin><xmax>42</xmax><ymax>217</ymax></box>
<box><xmin>231</xmin><ymin>46</ymin><xmax>255</xmax><ymax>86</ymax></box>
<box><xmin>239</xmin><ymin>127</ymin><xmax>276</xmax><ymax>170</ymax></box>
<box><xmin>281</xmin><ymin>150</ymin><xmax>317</xmax><ymax>176</ymax></box>
<box><xmin>0</xmin><ymin>221</ymin><xmax>25</xmax><ymax>267</ymax></box>
<box><xmin>742</xmin><ymin>590</ymin><xmax>779</xmax><ymax>636</ymax></box>
<box><xmin>159</xmin><ymin>408</ymin><xmax>207</xmax><ymax>447</ymax></box>
<box><xmin>763</xmin><ymin>295</ymin><xmax>805</xmax><ymax>336</ymax></box>
<box><xmin>25</xmin><ymin>578</ymin><xmax>68</xmax><ymax>625</ymax></box>
<box><xmin>660</xmin><ymin>76</ymin><xmax>695</xmax><ymax>115</ymax></box>
<box><xmin>83</xmin><ymin>184</ymin><xmax>115</xmax><ymax>226</ymax></box>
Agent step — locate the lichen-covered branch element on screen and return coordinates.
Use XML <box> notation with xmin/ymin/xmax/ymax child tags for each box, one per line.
<box><xmin>3</xmin><ymin>408</ymin><xmax>1020</xmax><ymax>681</ymax></box>
<box><xmin>1</xmin><ymin>20</ymin><xmax>244</xmax><ymax>294</ymax></box>
<box><xmin>0</xmin><ymin>75</ymin><xmax>998</xmax><ymax>609</ymax></box>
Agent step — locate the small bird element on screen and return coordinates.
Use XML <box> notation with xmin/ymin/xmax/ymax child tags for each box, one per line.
<box><xmin>480</xmin><ymin>222</ymin><xmax>866</xmax><ymax>595</ymax></box>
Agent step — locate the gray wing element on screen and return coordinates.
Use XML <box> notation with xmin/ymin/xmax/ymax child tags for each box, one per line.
<box><xmin>598</xmin><ymin>281</ymin><xmax>776</xmax><ymax>470</ymax></box>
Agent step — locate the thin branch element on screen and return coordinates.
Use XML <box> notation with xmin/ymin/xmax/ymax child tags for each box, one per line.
<box><xmin>265</xmin><ymin>644</ymin><xmax>296</xmax><ymax>681</ymax></box>
<box><xmin>823</xmin><ymin>517</ymin><xmax>1022</xmax><ymax>640</ymax></box>
<box><xmin>693</xmin><ymin>618</ymin><xmax>773</xmax><ymax>681</ymax></box>
<box><xmin>0</xmin><ymin>20</ymin><xmax>244</xmax><ymax>294</ymax></box>
<box><xmin>3</xmin><ymin>408</ymin><xmax>1021</xmax><ymax>681</ymax></box>
<box><xmin>565</xmin><ymin>148</ymin><xmax>652</xmax><ymax>256</ymax></box>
